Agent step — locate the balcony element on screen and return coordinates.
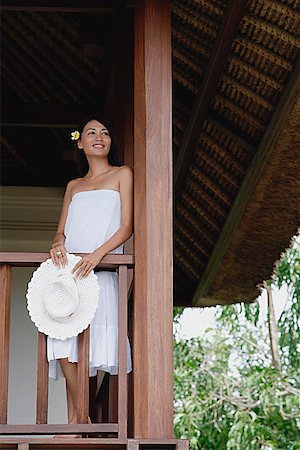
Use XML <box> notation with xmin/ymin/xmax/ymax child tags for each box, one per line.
<box><xmin>0</xmin><ymin>252</ymin><xmax>188</xmax><ymax>450</ymax></box>
<box><xmin>0</xmin><ymin>253</ymin><xmax>133</xmax><ymax>436</ymax></box>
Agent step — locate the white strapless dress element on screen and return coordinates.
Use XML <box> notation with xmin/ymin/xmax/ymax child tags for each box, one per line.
<box><xmin>47</xmin><ymin>189</ymin><xmax>132</xmax><ymax>379</ymax></box>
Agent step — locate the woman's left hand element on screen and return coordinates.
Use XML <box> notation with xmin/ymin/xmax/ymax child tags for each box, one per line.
<box><xmin>72</xmin><ymin>251</ymin><xmax>104</xmax><ymax>278</ymax></box>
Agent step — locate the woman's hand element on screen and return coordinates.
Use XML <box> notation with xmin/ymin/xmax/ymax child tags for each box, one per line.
<box><xmin>50</xmin><ymin>241</ymin><xmax>68</xmax><ymax>268</ymax></box>
<box><xmin>72</xmin><ymin>250</ymin><xmax>104</xmax><ymax>278</ymax></box>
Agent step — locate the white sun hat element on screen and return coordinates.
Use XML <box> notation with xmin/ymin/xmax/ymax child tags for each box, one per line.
<box><xmin>26</xmin><ymin>253</ymin><xmax>99</xmax><ymax>340</ymax></box>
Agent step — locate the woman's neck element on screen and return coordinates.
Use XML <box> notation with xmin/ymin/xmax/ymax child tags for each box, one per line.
<box><xmin>85</xmin><ymin>157</ymin><xmax>112</xmax><ymax>178</ymax></box>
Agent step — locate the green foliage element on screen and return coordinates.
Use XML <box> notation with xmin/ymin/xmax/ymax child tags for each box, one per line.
<box><xmin>174</xmin><ymin>315</ymin><xmax>300</xmax><ymax>449</ymax></box>
<box><xmin>273</xmin><ymin>239</ymin><xmax>300</xmax><ymax>371</ymax></box>
<box><xmin>174</xmin><ymin>236</ymin><xmax>300</xmax><ymax>449</ymax></box>
<box><xmin>173</xmin><ymin>306</ymin><xmax>185</xmax><ymax>324</ymax></box>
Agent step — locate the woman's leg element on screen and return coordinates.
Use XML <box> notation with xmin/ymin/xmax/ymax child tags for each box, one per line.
<box><xmin>59</xmin><ymin>358</ymin><xmax>78</xmax><ymax>423</ymax></box>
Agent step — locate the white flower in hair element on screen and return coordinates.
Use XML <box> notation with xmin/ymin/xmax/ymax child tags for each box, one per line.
<box><xmin>71</xmin><ymin>130</ymin><xmax>80</xmax><ymax>141</ymax></box>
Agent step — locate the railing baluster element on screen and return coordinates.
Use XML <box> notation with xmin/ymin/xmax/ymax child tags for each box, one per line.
<box><xmin>118</xmin><ymin>265</ymin><xmax>128</xmax><ymax>438</ymax></box>
<box><xmin>108</xmin><ymin>375</ymin><xmax>118</xmax><ymax>423</ymax></box>
<box><xmin>36</xmin><ymin>332</ymin><xmax>49</xmax><ymax>424</ymax></box>
<box><xmin>0</xmin><ymin>264</ymin><xmax>12</xmax><ymax>424</ymax></box>
<box><xmin>77</xmin><ymin>327</ymin><xmax>90</xmax><ymax>424</ymax></box>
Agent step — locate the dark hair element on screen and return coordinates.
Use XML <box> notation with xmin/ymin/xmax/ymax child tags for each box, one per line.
<box><xmin>74</xmin><ymin>114</ymin><xmax>121</xmax><ymax>176</ymax></box>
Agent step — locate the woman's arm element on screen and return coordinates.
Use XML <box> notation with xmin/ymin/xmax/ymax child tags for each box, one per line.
<box><xmin>73</xmin><ymin>166</ymin><xmax>133</xmax><ymax>278</ymax></box>
<box><xmin>50</xmin><ymin>179</ymin><xmax>78</xmax><ymax>267</ymax></box>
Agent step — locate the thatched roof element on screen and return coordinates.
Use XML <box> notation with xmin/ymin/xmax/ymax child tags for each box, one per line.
<box><xmin>172</xmin><ymin>0</ymin><xmax>300</xmax><ymax>306</ymax></box>
<box><xmin>1</xmin><ymin>0</ymin><xmax>299</xmax><ymax>307</ymax></box>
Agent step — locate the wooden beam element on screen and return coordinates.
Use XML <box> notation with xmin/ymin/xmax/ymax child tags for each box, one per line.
<box><xmin>193</xmin><ymin>57</ymin><xmax>300</xmax><ymax>305</ymax></box>
<box><xmin>0</xmin><ymin>423</ymin><xmax>118</xmax><ymax>434</ymax></box>
<box><xmin>174</xmin><ymin>0</ymin><xmax>247</xmax><ymax>194</ymax></box>
<box><xmin>0</xmin><ymin>252</ymin><xmax>134</xmax><ymax>268</ymax></box>
<box><xmin>133</xmin><ymin>0</ymin><xmax>173</xmax><ymax>439</ymax></box>
<box><xmin>0</xmin><ymin>264</ymin><xmax>11</xmax><ymax>424</ymax></box>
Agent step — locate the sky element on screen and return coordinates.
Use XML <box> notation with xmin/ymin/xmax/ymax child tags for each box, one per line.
<box><xmin>176</xmin><ymin>284</ymin><xmax>289</xmax><ymax>339</ymax></box>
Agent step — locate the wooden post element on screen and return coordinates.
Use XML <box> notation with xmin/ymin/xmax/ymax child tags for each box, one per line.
<box><xmin>134</xmin><ymin>0</ymin><xmax>173</xmax><ymax>438</ymax></box>
<box><xmin>118</xmin><ymin>265</ymin><xmax>128</xmax><ymax>437</ymax></box>
<box><xmin>77</xmin><ymin>328</ymin><xmax>90</xmax><ymax>423</ymax></box>
<box><xmin>0</xmin><ymin>264</ymin><xmax>11</xmax><ymax>424</ymax></box>
<box><xmin>17</xmin><ymin>444</ymin><xmax>29</xmax><ymax>450</ymax></box>
<box><xmin>113</xmin><ymin>6</ymin><xmax>134</xmax><ymax>167</ymax></box>
<box><xmin>36</xmin><ymin>332</ymin><xmax>49</xmax><ymax>423</ymax></box>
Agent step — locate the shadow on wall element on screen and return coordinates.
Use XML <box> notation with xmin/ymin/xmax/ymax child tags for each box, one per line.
<box><xmin>8</xmin><ymin>267</ymin><xmax>67</xmax><ymax>424</ymax></box>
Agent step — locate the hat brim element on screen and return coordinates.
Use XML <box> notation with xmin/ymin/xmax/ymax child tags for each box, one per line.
<box><xmin>26</xmin><ymin>254</ymin><xmax>99</xmax><ymax>340</ymax></box>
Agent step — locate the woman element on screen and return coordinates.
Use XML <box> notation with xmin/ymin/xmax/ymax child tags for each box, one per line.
<box><xmin>48</xmin><ymin>115</ymin><xmax>133</xmax><ymax>425</ymax></box>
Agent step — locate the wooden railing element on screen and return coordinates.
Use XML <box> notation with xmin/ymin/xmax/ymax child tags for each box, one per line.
<box><xmin>0</xmin><ymin>252</ymin><xmax>134</xmax><ymax>437</ymax></box>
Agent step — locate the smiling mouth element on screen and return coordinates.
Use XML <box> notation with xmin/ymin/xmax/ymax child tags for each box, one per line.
<box><xmin>93</xmin><ymin>144</ymin><xmax>104</xmax><ymax>148</ymax></box>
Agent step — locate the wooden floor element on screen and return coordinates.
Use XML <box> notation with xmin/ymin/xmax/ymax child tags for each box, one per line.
<box><xmin>0</xmin><ymin>438</ymin><xmax>189</xmax><ymax>450</ymax></box>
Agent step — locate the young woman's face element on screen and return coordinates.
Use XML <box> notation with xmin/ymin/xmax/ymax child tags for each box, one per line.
<box><xmin>77</xmin><ymin>120</ymin><xmax>112</xmax><ymax>157</ymax></box>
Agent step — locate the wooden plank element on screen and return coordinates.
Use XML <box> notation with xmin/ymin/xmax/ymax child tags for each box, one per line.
<box><xmin>36</xmin><ymin>333</ymin><xmax>49</xmax><ymax>424</ymax></box>
<box><xmin>0</xmin><ymin>423</ymin><xmax>118</xmax><ymax>434</ymax></box>
<box><xmin>174</xmin><ymin>0</ymin><xmax>248</xmax><ymax>194</ymax></box>
<box><xmin>0</xmin><ymin>253</ymin><xmax>134</xmax><ymax>268</ymax></box>
<box><xmin>77</xmin><ymin>328</ymin><xmax>90</xmax><ymax>423</ymax></box>
<box><xmin>0</xmin><ymin>438</ymin><xmax>128</xmax><ymax>449</ymax></box>
<box><xmin>0</xmin><ymin>264</ymin><xmax>11</xmax><ymax>424</ymax></box>
<box><xmin>118</xmin><ymin>266</ymin><xmax>128</xmax><ymax>438</ymax></box>
<box><xmin>133</xmin><ymin>0</ymin><xmax>173</xmax><ymax>439</ymax></box>
<box><xmin>194</xmin><ymin>57</ymin><xmax>300</xmax><ymax>305</ymax></box>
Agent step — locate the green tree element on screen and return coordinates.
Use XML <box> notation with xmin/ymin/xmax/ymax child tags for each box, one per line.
<box><xmin>274</xmin><ymin>238</ymin><xmax>300</xmax><ymax>371</ymax></box>
<box><xmin>174</xmin><ymin>237</ymin><xmax>300</xmax><ymax>449</ymax></box>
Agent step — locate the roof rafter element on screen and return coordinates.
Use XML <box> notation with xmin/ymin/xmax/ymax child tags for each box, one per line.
<box><xmin>208</xmin><ymin>115</ymin><xmax>256</xmax><ymax>156</ymax></box>
<box><xmin>193</xmin><ymin>56</ymin><xmax>300</xmax><ymax>306</ymax></box>
<box><xmin>174</xmin><ymin>0</ymin><xmax>248</xmax><ymax>194</ymax></box>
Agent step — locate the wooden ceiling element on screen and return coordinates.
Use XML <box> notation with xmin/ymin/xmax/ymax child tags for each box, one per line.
<box><xmin>1</xmin><ymin>1</ymin><xmax>117</xmax><ymax>186</ymax></box>
<box><xmin>1</xmin><ymin>0</ymin><xmax>300</xmax><ymax>306</ymax></box>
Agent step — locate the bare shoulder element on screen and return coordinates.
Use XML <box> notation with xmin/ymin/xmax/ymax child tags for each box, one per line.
<box><xmin>117</xmin><ymin>165</ymin><xmax>133</xmax><ymax>181</ymax></box>
<box><xmin>65</xmin><ymin>177</ymin><xmax>82</xmax><ymax>194</ymax></box>
<box><xmin>67</xmin><ymin>177</ymin><xmax>82</xmax><ymax>187</ymax></box>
